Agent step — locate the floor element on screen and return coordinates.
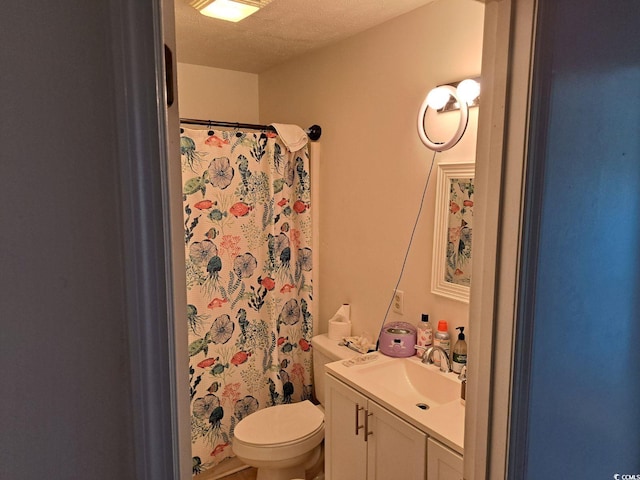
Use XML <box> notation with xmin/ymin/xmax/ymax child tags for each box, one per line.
<box><xmin>209</xmin><ymin>451</ymin><xmax>323</xmax><ymax>479</ymax></box>
<box><xmin>221</xmin><ymin>467</ymin><xmax>257</xmax><ymax>480</ymax></box>
<box><xmin>219</xmin><ymin>465</ymin><xmax>324</xmax><ymax>480</ymax></box>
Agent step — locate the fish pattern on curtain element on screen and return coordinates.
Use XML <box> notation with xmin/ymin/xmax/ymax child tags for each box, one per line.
<box><xmin>180</xmin><ymin>126</ymin><xmax>313</xmax><ymax>475</ymax></box>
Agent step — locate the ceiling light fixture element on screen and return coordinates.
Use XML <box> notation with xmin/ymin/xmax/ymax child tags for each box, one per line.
<box><xmin>190</xmin><ymin>0</ymin><xmax>273</xmax><ymax>22</ymax></box>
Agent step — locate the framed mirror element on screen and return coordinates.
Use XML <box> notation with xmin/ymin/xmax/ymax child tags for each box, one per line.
<box><xmin>431</xmin><ymin>162</ymin><xmax>475</xmax><ymax>303</ymax></box>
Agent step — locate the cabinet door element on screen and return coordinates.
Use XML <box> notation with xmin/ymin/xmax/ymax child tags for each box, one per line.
<box><xmin>427</xmin><ymin>438</ymin><xmax>463</xmax><ymax>480</ymax></box>
<box><xmin>325</xmin><ymin>375</ymin><xmax>368</xmax><ymax>480</ymax></box>
<box><xmin>367</xmin><ymin>401</ymin><xmax>427</xmax><ymax>480</ymax></box>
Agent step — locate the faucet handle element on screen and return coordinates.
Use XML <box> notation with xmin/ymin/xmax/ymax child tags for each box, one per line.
<box><xmin>420</xmin><ymin>346</ymin><xmax>436</xmax><ymax>364</ymax></box>
<box><xmin>414</xmin><ymin>345</ymin><xmax>428</xmax><ymax>358</ymax></box>
<box><xmin>415</xmin><ymin>345</ymin><xmax>429</xmax><ymax>352</ymax></box>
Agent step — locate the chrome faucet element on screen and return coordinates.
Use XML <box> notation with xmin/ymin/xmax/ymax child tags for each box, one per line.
<box><xmin>421</xmin><ymin>346</ymin><xmax>452</xmax><ymax>373</ymax></box>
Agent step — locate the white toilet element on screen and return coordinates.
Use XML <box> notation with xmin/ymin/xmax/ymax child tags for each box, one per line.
<box><xmin>232</xmin><ymin>334</ymin><xmax>359</xmax><ymax>480</ymax></box>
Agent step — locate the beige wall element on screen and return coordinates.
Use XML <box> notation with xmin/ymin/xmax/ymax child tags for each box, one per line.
<box><xmin>176</xmin><ymin>63</ymin><xmax>259</xmax><ymax>122</ymax></box>
<box><xmin>259</xmin><ymin>0</ymin><xmax>484</xmax><ymax>341</ymax></box>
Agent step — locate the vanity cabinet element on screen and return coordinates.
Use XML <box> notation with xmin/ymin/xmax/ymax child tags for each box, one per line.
<box><xmin>427</xmin><ymin>438</ymin><xmax>463</xmax><ymax>480</ymax></box>
<box><xmin>325</xmin><ymin>374</ymin><xmax>427</xmax><ymax>480</ymax></box>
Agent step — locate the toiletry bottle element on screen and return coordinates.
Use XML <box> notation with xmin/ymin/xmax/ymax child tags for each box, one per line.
<box><xmin>459</xmin><ymin>366</ymin><xmax>467</xmax><ymax>406</ymax></box>
<box><xmin>452</xmin><ymin>326</ymin><xmax>467</xmax><ymax>374</ymax></box>
<box><xmin>415</xmin><ymin>314</ymin><xmax>433</xmax><ymax>359</ymax></box>
<box><xmin>433</xmin><ymin>320</ymin><xmax>450</xmax><ymax>367</ymax></box>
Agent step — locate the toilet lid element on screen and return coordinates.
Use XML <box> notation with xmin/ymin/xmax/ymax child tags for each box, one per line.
<box><xmin>234</xmin><ymin>400</ymin><xmax>323</xmax><ymax>446</ymax></box>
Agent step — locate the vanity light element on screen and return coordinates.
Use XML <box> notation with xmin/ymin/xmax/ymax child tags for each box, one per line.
<box><xmin>436</xmin><ymin>77</ymin><xmax>481</xmax><ymax>113</ymax></box>
<box><xmin>426</xmin><ymin>86</ymin><xmax>452</xmax><ymax>110</ymax></box>
<box><xmin>417</xmin><ymin>77</ymin><xmax>480</xmax><ymax>152</ymax></box>
<box><xmin>190</xmin><ymin>0</ymin><xmax>272</xmax><ymax>22</ymax></box>
<box><xmin>456</xmin><ymin>78</ymin><xmax>481</xmax><ymax>105</ymax></box>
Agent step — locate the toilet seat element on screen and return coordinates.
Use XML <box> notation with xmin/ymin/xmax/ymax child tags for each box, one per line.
<box><xmin>234</xmin><ymin>401</ymin><xmax>323</xmax><ymax>447</ymax></box>
<box><xmin>233</xmin><ymin>401</ymin><xmax>324</xmax><ymax>463</ymax></box>
<box><xmin>235</xmin><ymin>422</ymin><xmax>324</xmax><ymax>449</ymax></box>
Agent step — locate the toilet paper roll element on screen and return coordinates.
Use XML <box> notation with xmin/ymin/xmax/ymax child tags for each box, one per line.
<box><xmin>328</xmin><ymin>304</ymin><xmax>351</xmax><ymax>340</ymax></box>
<box><xmin>328</xmin><ymin>321</ymin><xmax>351</xmax><ymax>340</ymax></box>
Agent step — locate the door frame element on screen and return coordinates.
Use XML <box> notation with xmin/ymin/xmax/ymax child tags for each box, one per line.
<box><xmin>110</xmin><ymin>0</ymin><xmax>190</xmax><ymax>478</ymax></box>
<box><xmin>464</xmin><ymin>0</ymin><xmax>538</xmax><ymax>478</ymax></box>
<box><xmin>122</xmin><ymin>0</ymin><xmax>541</xmax><ymax>478</ymax></box>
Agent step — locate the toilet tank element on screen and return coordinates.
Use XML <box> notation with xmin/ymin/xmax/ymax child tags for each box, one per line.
<box><xmin>311</xmin><ymin>334</ymin><xmax>360</xmax><ymax>405</ymax></box>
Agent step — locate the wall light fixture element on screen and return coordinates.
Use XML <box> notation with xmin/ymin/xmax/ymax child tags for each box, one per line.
<box><xmin>190</xmin><ymin>0</ymin><xmax>272</xmax><ymax>22</ymax></box>
<box><xmin>417</xmin><ymin>77</ymin><xmax>481</xmax><ymax>152</ymax></box>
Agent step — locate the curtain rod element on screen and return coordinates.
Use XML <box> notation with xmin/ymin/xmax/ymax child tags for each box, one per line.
<box><xmin>180</xmin><ymin>118</ymin><xmax>322</xmax><ymax>141</ymax></box>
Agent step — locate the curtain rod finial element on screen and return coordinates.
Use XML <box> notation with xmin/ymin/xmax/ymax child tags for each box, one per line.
<box><xmin>307</xmin><ymin>125</ymin><xmax>322</xmax><ymax>141</ymax></box>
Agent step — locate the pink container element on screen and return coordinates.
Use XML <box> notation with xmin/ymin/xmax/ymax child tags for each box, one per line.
<box><xmin>379</xmin><ymin>321</ymin><xmax>417</xmax><ymax>357</ymax></box>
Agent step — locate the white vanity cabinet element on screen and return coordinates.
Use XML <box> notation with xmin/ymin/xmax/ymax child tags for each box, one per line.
<box><xmin>325</xmin><ymin>374</ymin><xmax>427</xmax><ymax>480</ymax></box>
<box><xmin>427</xmin><ymin>437</ymin><xmax>463</xmax><ymax>480</ymax></box>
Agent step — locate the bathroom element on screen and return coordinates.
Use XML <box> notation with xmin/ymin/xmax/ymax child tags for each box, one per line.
<box><xmin>3</xmin><ymin>0</ymin><xmax>640</xmax><ymax>479</ymax></box>
<box><xmin>174</xmin><ymin>0</ymin><xmax>481</xmax><ymax>478</ymax></box>
<box><xmin>172</xmin><ymin>0</ymin><xmax>640</xmax><ymax>476</ymax></box>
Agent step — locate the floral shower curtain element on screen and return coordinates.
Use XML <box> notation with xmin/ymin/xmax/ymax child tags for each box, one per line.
<box><xmin>180</xmin><ymin>126</ymin><xmax>314</xmax><ymax>475</ymax></box>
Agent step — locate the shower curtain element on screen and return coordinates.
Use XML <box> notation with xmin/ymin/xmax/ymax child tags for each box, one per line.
<box><xmin>181</xmin><ymin>126</ymin><xmax>314</xmax><ymax>475</ymax></box>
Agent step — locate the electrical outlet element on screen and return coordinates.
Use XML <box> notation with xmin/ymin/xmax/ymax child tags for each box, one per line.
<box><xmin>392</xmin><ymin>290</ymin><xmax>404</xmax><ymax>314</ymax></box>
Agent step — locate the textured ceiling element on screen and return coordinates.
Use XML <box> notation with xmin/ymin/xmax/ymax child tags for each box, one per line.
<box><xmin>174</xmin><ymin>0</ymin><xmax>438</xmax><ymax>73</ymax></box>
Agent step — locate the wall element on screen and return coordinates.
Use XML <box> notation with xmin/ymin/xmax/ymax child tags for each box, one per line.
<box><xmin>0</xmin><ymin>1</ymin><xmax>138</xmax><ymax>478</ymax></box>
<box><xmin>259</xmin><ymin>0</ymin><xmax>484</xmax><ymax>341</ymax></box>
<box><xmin>177</xmin><ymin>63</ymin><xmax>259</xmax><ymax>122</ymax></box>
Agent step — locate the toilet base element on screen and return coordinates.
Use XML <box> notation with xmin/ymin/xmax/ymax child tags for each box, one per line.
<box><xmin>249</xmin><ymin>442</ymin><xmax>322</xmax><ymax>480</ymax></box>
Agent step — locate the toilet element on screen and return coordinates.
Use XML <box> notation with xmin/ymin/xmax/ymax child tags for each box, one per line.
<box><xmin>232</xmin><ymin>334</ymin><xmax>359</xmax><ymax>480</ymax></box>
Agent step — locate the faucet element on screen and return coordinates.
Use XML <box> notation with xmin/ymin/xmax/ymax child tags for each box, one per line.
<box><xmin>420</xmin><ymin>346</ymin><xmax>452</xmax><ymax>373</ymax></box>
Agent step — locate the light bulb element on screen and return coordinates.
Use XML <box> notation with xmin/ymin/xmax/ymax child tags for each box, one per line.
<box><xmin>198</xmin><ymin>0</ymin><xmax>260</xmax><ymax>22</ymax></box>
<box><xmin>426</xmin><ymin>87</ymin><xmax>451</xmax><ymax>110</ymax></box>
<box><xmin>456</xmin><ymin>79</ymin><xmax>480</xmax><ymax>104</ymax></box>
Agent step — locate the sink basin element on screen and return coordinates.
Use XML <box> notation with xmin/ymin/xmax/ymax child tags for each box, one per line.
<box><xmin>348</xmin><ymin>356</ymin><xmax>459</xmax><ymax>406</ymax></box>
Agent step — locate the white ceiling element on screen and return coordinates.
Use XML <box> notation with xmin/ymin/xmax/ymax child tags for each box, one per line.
<box><xmin>174</xmin><ymin>0</ymin><xmax>438</xmax><ymax>73</ymax></box>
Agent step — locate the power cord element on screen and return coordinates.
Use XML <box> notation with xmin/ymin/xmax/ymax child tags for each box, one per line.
<box><xmin>375</xmin><ymin>149</ymin><xmax>438</xmax><ymax>350</ymax></box>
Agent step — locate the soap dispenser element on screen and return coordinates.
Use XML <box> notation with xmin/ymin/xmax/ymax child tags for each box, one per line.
<box><xmin>452</xmin><ymin>326</ymin><xmax>467</xmax><ymax>374</ymax></box>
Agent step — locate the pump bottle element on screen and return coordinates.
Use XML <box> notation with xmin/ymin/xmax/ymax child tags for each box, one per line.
<box><xmin>452</xmin><ymin>326</ymin><xmax>467</xmax><ymax>374</ymax></box>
